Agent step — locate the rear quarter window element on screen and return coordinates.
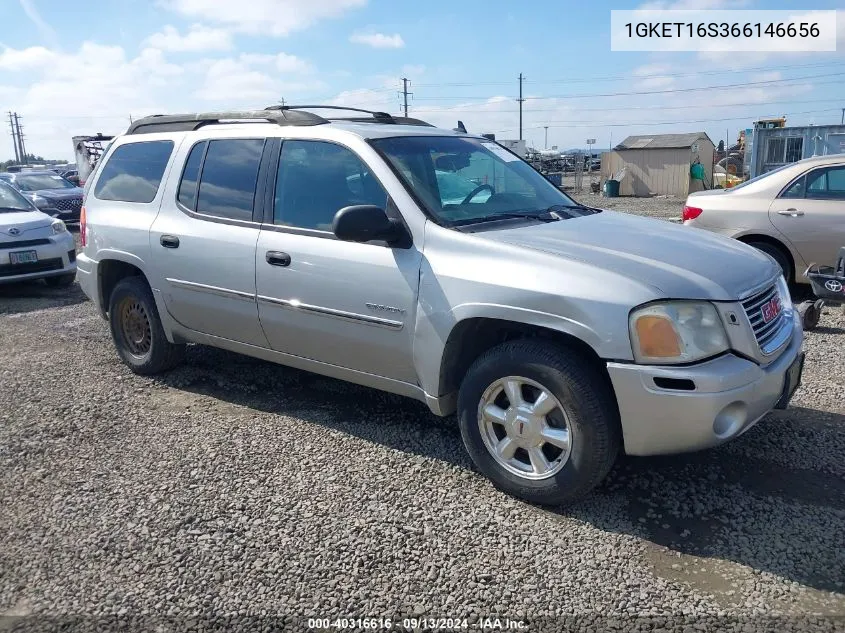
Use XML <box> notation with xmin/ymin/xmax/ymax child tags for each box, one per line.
<box><xmin>94</xmin><ymin>140</ymin><xmax>174</xmax><ymax>203</ymax></box>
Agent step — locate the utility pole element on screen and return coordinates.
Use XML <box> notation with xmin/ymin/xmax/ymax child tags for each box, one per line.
<box><xmin>7</xmin><ymin>112</ymin><xmax>19</xmax><ymax>163</ymax></box>
<box><xmin>15</xmin><ymin>114</ymin><xmax>27</xmax><ymax>164</ymax></box>
<box><xmin>400</xmin><ymin>78</ymin><xmax>412</xmax><ymax>117</ymax></box>
<box><xmin>544</xmin><ymin>126</ymin><xmax>549</xmax><ymax>149</ymax></box>
<box><xmin>517</xmin><ymin>73</ymin><xmax>525</xmax><ymax>141</ymax></box>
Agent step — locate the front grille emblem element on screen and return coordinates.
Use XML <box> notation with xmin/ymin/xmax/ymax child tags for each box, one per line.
<box><xmin>8</xmin><ymin>228</ymin><xmax>20</xmax><ymax>236</ymax></box>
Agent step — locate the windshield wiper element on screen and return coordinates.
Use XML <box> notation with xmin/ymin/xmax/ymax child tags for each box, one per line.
<box><xmin>0</xmin><ymin>207</ymin><xmax>30</xmax><ymax>213</ymax></box>
<box><xmin>546</xmin><ymin>203</ymin><xmax>601</xmax><ymax>216</ymax></box>
<box><xmin>451</xmin><ymin>210</ymin><xmax>560</xmax><ymax>227</ymax></box>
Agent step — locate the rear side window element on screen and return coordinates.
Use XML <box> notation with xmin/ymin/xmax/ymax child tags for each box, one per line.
<box><xmin>195</xmin><ymin>139</ymin><xmax>264</xmax><ymax>221</ymax></box>
<box><xmin>94</xmin><ymin>140</ymin><xmax>174</xmax><ymax>203</ymax></box>
<box><xmin>177</xmin><ymin>141</ymin><xmax>207</xmax><ymax>210</ymax></box>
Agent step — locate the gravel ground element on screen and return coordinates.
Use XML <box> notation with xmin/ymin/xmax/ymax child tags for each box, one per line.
<box><xmin>1</xmin><ymin>228</ymin><xmax>844</xmax><ymax>633</ymax></box>
<box><xmin>560</xmin><ymin>173</ymin><xmax>687</xmax><ymax>220</ymax></box>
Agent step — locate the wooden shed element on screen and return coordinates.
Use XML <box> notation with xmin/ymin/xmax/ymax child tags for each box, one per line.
<box><xmin>600</xmin><ymin>132</ymin><xmax>715</xmax><ymax>197</ymax></box>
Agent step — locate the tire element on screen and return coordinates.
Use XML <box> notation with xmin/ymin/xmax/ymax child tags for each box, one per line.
<box><xmin>457</xmin><ymin>339</ymin><xmax>621</xmax><ymax>506</ymax></box>
<box><xmin>108</xmin><ymin>276</ymin><xmax>185</xmax><ymax>375</ymax></box>
<box><xmin>44</xmin><ymin>273</ymin><xmax>76</xmax><ymax>288</ymax></box>
<box><xmin>747</xmin><ymin>241</ymin><xmax>792</xmax><ymax>284</ymax></box>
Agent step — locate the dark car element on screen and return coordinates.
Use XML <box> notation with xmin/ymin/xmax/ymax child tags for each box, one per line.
<box><xmin>0</xmin><ymin>170</ymin><xmax>84</xmax><ymax>222</ymax></box>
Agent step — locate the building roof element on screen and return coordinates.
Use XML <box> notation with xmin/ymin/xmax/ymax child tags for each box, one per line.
<box><xmin>616</xmin><ymin>132</ymin><xmax>712</xmax><ymax>150</ymax></box>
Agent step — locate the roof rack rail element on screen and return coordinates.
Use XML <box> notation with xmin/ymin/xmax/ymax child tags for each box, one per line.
<box><xmin>264</xmin><ymin>105</ymin><xmax>433</xmax><ymax>127</ymax></box>
<box><xmin>126</xmin><ymin>109</ymin><xmax>328</xmax><ymax>135</ymax></box>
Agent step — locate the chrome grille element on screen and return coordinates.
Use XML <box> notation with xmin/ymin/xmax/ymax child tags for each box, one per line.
<box><xmin>742</xmin><ymin>283</ymin><xmax>788</xmax><ymax>353</ymax></box>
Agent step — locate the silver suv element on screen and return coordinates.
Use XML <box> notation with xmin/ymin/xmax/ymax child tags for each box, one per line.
<box><xmin>77</xmin><ymin>107</ymin><xmax>805</xmax><ymax>505</ymax></box>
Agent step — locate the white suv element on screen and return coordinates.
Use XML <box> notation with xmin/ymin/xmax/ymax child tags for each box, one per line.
<box><xmin>76</xmin><ymin>107</ymin><xmax>803</xmax><ymax>505</ymax></box>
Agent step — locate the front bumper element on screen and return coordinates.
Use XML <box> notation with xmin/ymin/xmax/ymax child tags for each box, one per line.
<box><xmin>607</xmin><ymin>311</ymin><xmax>804</xmax><ymax>456</ymax></box>
<box><xmin>0</xmin><ymin>232</ymin><xmax>77</xmax><ymax>284</ymax></box>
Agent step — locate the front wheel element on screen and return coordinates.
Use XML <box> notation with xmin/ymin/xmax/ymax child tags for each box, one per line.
<box><xmin>457</xmin><ymin>340</ymin><xmax>621</xmax><ymax>506</ymax></box>
<box><xmin>108</xmin><ymin>276</ymin><xmax>185</xmax><ymax>375</ymax></box>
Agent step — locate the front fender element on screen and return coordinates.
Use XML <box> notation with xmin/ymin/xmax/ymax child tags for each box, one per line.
<box><xmin>413</xmin><ymin>298</ymin><xmax>628</xmax><ymax>405</ymax></box>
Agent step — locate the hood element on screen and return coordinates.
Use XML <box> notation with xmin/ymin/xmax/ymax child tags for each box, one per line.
<box><xmin>32</xmin><ymin>187</ymin><xmax>84</xmax><ymax>199</ymax></box>
<box><xmin>0</xmin><ymin>209</ymin><xmax>54</xmax><ymax>236</ymax></box>
<box><xmin>481</xmin><ymin>211</ymin><xmax>779</xmax><ymax>301</ymax></box>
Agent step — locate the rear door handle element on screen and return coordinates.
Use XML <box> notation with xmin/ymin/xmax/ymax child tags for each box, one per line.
<box><xmin>266</xmin><ymin>251</ymin><xmax>291</xmax><ymax>267</ymax></box>
<box><xmin>160</xmin><ymin>235</ymin><xmax>180</xmax><ymax>248</ymax></box>
<box><xmin>777</xmin><ymin>208</ymin><xmax>804</xmax><ymax>217</ymax></box>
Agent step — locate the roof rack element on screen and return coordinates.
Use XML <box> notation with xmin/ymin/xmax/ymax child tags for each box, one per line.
<box><xmin>126</xmin><ymin>109</ymin><xmax>329</xmax><ymax>135</ymax></box>
<box><xmin>264</xmin><ymin>105</ymin><xmax>433</xmax><ymax>127</ymax></box>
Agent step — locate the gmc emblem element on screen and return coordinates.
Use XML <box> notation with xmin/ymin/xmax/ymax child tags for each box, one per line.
<box><xmin>760</xmin><ymin>296</ymin><xmax>782</xmax><ymax>324</ymax></box>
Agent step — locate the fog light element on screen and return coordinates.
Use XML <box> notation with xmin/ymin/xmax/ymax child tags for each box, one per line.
<box><xmin>713</xmin><ymin>402</ymin><xmax>747</xmax><ymax>438</ymax></box>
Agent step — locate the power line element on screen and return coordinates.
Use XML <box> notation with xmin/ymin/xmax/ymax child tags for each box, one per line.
<box><xmin>409</xmin><ymin>72</ymin><xmax>845</xmax><ymax>102</ymax></box>
<box><xmin>494</xmin><ymin>107</ymin><xmax>841</xmax><ymax>133</ymax></box>
<box><xmin>412</xmin><ymin>60</ymin><xmax>843</xmax><ymax>88</ymax></box>
<box><xmin>411</xmin><ymin>97</ymin><xmax>845</xmax><ymax>115</ymax></box>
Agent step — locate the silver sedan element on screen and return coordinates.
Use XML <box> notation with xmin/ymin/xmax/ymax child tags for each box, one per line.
<box><xmin>683</xmin><ymin>153</ymin><xmax>845</xmax><ymax>288</ymax></box>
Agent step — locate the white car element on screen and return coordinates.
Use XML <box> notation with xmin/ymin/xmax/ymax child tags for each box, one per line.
<box><xmin>0</xmin><ymin>181</ymin><xmax>77</xmax><ymax>286</ymax></box>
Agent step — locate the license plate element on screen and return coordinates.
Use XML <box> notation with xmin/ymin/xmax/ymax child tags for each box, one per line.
<box><xmin>10</xmin><ymin>250</ymin><xmax>38</xmax><ymax>265</ymax></box>
<box><xmin>775</xmin><ymin>352</ymin><xmax>804</xmax><ymax>410</ymax></box>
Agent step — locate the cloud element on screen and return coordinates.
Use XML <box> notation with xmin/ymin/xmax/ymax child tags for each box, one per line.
<box><xmin>349</xmin><ymin>32</ymin><xmax>405</xmax><ymax>49</ymax></box>
<box><xmin>145</xmin><ymin>24</ymin><xmax>233</xmax><ymax>52</ymax></box>
<box><xmin>0</xmin><ymin>45</ymin><xmax>55</xmax><ymax>70</ymax></box>
<box><xmin>196</xmin><ymin>53</ymin><xmax>321</xmax><ymax>104</ymax></box>
<box><xmin>162</xmin><ymin>0</ymin><xmax>367</xmax><ymax>36</ymax></box>
<box><xmin>19</xmin><ymin>0</ymin><xmax>59</xmax><ymax>49</ymax></box>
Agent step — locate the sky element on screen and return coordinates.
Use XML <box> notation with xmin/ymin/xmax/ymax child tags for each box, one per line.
<box><xmin>1</xmin><ymin>0</ymin><xmax>844</xmax><ymax>160</ymax></box>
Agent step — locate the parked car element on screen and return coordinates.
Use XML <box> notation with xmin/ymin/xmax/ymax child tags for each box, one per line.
<box><xmin>0</xmin><ymin>180</ymin><xmax>77</xmax><ymax>286</ymax></box>
<box><xmin>61</xmin><ymin>170</ymin><xmax>80</xmax><ymax>186</ymax></box>
<box><xmin>77</xmin><ymin>107</ymin><xmax>804</xmax><ymax>505</ymax></box>
<box><xmin>683</xmin><ymin>154</ymin><xmax>845</xmax><ymax>289</ymax></box>
<box><xmin>0</xmin><ymin>170</ymin><xmax>84</xmax><ymax>222</ymax></box>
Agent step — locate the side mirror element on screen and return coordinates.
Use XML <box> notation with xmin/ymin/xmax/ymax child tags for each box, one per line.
<box><xmin>332</xmin><ymin>205</ymin><xmax>407</xmax><ymax>246</ymax></box>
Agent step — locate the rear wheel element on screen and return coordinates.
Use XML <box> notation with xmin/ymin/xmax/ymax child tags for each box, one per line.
<box><xmin>457</xmin><ymin>340</ymin><xmax>621</xmax><ymax>506</ymax></box>
<box><xmin>108</xmin><ymin>276</ymin><xmax>185</xmax><ymax>375</ymax></box>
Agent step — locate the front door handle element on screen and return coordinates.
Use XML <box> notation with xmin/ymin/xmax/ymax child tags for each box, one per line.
<box><xmin>160</xmin><ymin>235</ymin><xmax>180</xmax><ymax>248</ymax></box>
<box><xmin>266</xmin><ymin>251</ymin><xmax>291</xmax><ymax>267</ymax></box>
<box><xmin>777</xmin><ymin>208</ymin><xmax>804</xmax><ymax>217</ymax></box>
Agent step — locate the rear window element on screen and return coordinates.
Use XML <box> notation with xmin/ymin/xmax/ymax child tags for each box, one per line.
<box><xmin>94</xmin><ymin>140</ymin><xmax>174</xmax><ymax>203</ymax></box>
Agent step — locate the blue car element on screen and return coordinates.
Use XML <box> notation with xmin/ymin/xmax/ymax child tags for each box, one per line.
<box><xmin>0</xmin><ymin>170</ymin><xmax>84</xmax><ymax>222</ymax></box>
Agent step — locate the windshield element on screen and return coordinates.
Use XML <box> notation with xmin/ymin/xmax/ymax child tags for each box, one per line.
<box><xmin>15</xmin><ymin>173</ymin><xmax>76</xmax><ymax>191</ymax></box>
<box><xmin>0</xmin><ymin>182</ymin><xmax>36</xmax><ymax>211</ymax></box>
<box><xmin>371</xmin><ymin>136</ymin><xmax>580</xmax><ymax>226</ymax></box>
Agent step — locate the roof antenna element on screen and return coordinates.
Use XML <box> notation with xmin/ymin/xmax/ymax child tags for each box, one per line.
<box><xmin>454</xmin><ymin>120</ymin><xmax>467</xmax><ymax>133</ymax></box>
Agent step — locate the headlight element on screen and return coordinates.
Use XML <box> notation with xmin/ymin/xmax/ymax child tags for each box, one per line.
<box><xmin>31</xmin><ymin>195</ymin><xmax>51</xmax><ymax>209</ymax></box>
<box><xmin>629</xmin><ymin>301</ymin><xmax>729</xmax><ymax>364</ymax></box>
<box><xmin>776</xmin><ymin>275</ymin><xmax>793</xmax><ymax>312</ymax></box>
<box><xmin>51</xmin><ymin>219</ymin><xmax>67</xmax><ymax>234</ymax></box>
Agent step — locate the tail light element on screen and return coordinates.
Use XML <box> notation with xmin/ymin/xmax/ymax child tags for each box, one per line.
<box><xmin>682</xmin><ymin>205</ymin><xmax>703</xmax><ymax>221</ymax></box>
<box><xmin>80</xmin><ymin>206</ymin><xmax>87</xmax><ymax>247</ymax></box>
